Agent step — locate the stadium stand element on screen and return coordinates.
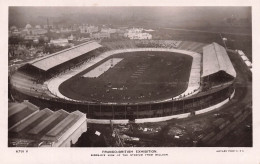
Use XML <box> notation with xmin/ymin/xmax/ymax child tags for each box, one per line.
<box><xmin>10</xmin><ymin>41</ymin><xmax>104</xmax><ymax>101</ymax></box>
<box><xmin>29</xmin><ymin>41</ymin><xmax>102</xmax><ymax>71</ymax></box>
<box><xmin>202</xmin><ymin>43</ymin><xmax>236</xmax><ymax>89</ymax></box>
<box><xmin>202</xmin><ymin>42</ymin><xmax>236</xmax><ymax>78</ymax></box>
<box><xmin>102</xmin><ymin>40</ymin><xmax>137</xmax><ymax>50</ymax></box>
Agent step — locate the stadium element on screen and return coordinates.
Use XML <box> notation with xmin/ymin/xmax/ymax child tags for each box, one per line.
<box><xmin>9</xmin><ymin>38</ymin><xmax>238</xmax><ymax>124</ymax></box>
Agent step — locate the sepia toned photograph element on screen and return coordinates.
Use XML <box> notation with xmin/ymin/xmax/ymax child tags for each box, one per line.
<box><xmin>8</xmin><ymin>6</ymin><xmax>252</xmax><ymax>147</ymax></box>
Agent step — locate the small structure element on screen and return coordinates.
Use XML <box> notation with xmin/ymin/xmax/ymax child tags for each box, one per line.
<box><xmin>237</xmin><ymin>50</ymin><xmax>252</xmax><ymax>70</ymax></box>
<box><xmin>50</xmin><ymin>38</ymin><xmax>69</xmax><ymax>47</ymax></box>
<box><xmin>68</xmin><ymin>34</ymin><xmax>76</xmax><ymax>41</ymax></box>
<box><xmin>245</xmin><ymin>60</ymin><xmax>252</xmax><ymax>68</ymax></box>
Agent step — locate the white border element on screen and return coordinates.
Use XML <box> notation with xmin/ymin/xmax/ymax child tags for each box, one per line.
<box><xmin>1</xmin><ymin>2</ymin><xmax>258</xmax><ymax>164</ymax></box>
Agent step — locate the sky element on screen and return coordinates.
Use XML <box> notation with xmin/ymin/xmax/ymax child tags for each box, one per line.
<box><xmin>9</xmin><ymin>7</ymin><xmax>251</xmax><ymax>29</ymax></box>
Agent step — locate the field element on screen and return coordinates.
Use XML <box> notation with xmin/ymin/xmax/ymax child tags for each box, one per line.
<box><xmin>59</xmin><ymin>51</ymin><xmax>193</xmax><ymax>103</ymax></box>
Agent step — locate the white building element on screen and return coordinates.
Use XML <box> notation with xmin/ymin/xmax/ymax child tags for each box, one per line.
<box><xmin>50</xmin><ymin>38</ymin><xmax>69</xmax><ymax>47</ymax></box>
<box><xmin>124</xmin><ymin>32</ymin><xmax>152</xmax><ymax>40</ymax></box>
<box><xmin>68</xmin><ymin>34</ymin><xmax>76</xmax><ymax>41</ymax></box>
<box><xmin>124</xmin><ymin>28</ymin><xmax>152</xmax><ymax>40</ymax></box>
<box><xmin>128</xmin><ymin>28</ymin><xmax>143</xmax><ymax>33</ymax></box>
<box><xmin>245</xmin><ymin>60</ymin><xmax>252</xmax><ymax>68</ymax></box>
<box><xmin>25</xmin><ymin>24</ymin><xmax>32</xmax><ymax>29</ymax></box>
<box><xmin>79</xmin><ymin>25</ymin><xmax>99</xmax><ymax>34</ymax></box>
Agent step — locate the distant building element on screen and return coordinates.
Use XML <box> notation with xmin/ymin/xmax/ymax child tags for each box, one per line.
<box><xmin>25</xmin><ymin>24</ymin><xmax>32</xmax><ymax>29</ymax></box>
<box><xmin>10</xmin><ymin>26</ymin><xmax>18</xmax><ymax>31</ymax></box>
<box><xmin>43</xmin><ymin>24</ymin><xmax>54</xmax><ymax>29</ymax></box>
<box><xmin>124</xmin><ymin>28</ymin><xmax>152</xmax><ymax>40</ymax></box>
<box><xmin>79</xmin><ymin>25</ymin><xmax>99</xmax><ymax>34</ymax></box>
<box><xmin>33</xmin><ymin>39</ymin><xmax>39</xmax><ymax>44</ymax></box>
<box><xmin>24</xmin><ymin>35</ymin><xmax>40</xmax><ymax>41</ymax></box>
<box><xmin>59</xmin><ymin>28</ymin><xmax>77</xmax><ymax>33</ymax></box>
<box><xmin>116</xmin><ymin>28</ymin><xmax>127</xmax><ymax>37</ymax></box>
<box><xmin>9</xmin><ymin>26</ymin><xmax>21</xmax><ymax>36</ymax></box>
<box><xmin>78</xmin><ymin>37</ymin><xmax>91</xmax><ymax>42</ymax></box>
<box><xmin>50</xmin><ymin>38</ymin><xmax>69</xmax><ymax>47</ymax></box>
<box><xmin>90</xmin><ymin>32</ymin><xmax>110</xmax><ymax>39</ymax></box>
<box><xmin>35</xmin><ymin>25</ymin><xmax>41</xmax><ymax>29</ymax></box>
<box><xmin>8</xmin><ymin>101</ymin><xmax>87</xmax><ymax>147</ymax></box>
<box><xmin>101</xmin><ymin>28</ymin><xmax>117</xmax><ymax>34</ymax></box>
<box><xmin>22</xmin><ymin>24</ymin><xmax>47</xmax><ymax>36</ymax></box>
<box><xmin>68</xmin><ymin>34</ymin><xmax>76</xmax><ymax>41</ymax></box>
<box><xmin>31</xmin><ymin>28</ymin><xmax>48</xmax><ymax>35</ymax></box>
<box><xmin>144</xmin><ymin>29</ymin><xmax>155</xmax><ymax>32</ymax></box>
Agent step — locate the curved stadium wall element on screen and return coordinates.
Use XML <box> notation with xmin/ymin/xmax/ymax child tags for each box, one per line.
<box><xmin>11</xmin><ymin>84</ymin><xmax>234</xmax><ymax>120</ymax></box>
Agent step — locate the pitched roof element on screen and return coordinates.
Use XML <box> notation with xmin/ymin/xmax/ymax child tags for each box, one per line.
<box><xmin>202</xmin><ymin>42</ymin><xmax>236</xmax><ymax>78</ymax></box>
<box><xmin>30</xmin><ymin>41</ymin><xmax>102</xmax><ymax>71</ymax></box>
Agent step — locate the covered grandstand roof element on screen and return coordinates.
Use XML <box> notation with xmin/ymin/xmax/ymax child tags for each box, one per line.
<box><xmin>202</xmin><ymin>42</ymin><xmax>236</xmax><ymax>78</ymax></box>
<box><xmin>30</xmin><ymin>41</ymin><xmax>102</xmax><ymax>71</ymax></box>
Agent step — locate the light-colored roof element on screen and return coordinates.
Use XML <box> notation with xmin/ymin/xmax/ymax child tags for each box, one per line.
<box><xmin>35</xmin><ymin>25</ymin><xmax>41</xmax><ymax>29</ymax></box>
<box><xmin>8</xmin><ymin>101</ymin><xmax>87</xmax><ymax>146</ymax></box>
<box><xmin>202</xmin><ymin>42</ymin><xmax>236</xmax><ymax>78</ymax></box>
<box><xmin>8</xmin><ymin>101</ymin><xmax>39</xmax><ymax>129</ymax></box>
<box><xmin>237</xmin><ymin>50</ymin><xmax>245</xmax><ymax>56</ymax></box>
<box><xmin>30</xmin><ymin>41</ymin><xmax>102</xmax><ymax>71</ymax></box>
<box><xmin>8</xmin><ymin>103</ymin><xmax>27</xmax><ymax>117</ymax></box>
<box><xmin>45</xmin><ymin>114</ymin><xmax>77</xmax><ymax>137</ymax></box>
<box><xmin>25</xmin><ymin>24</ymin><xmax>32</xmax><ymax>29</ymax></box>
<box><xmin>41</xmin><ymin>110</ymin><xmax>85</xmax><ymax>142</ymax></box>
<box><xmin>245</xmin><ymin>60</ymin><xmax>252</xmax><ymax>67</ymax></box>
<box><xmin>241</xmin><ymin>55</ymin><xmax>249</xmax><ymax>61</ymax></box>
<box><xmin>28</xmin><ymin>111</ymin><xmax>63</xmax><ymax>135</ymax></box>
<box><xmin>10</xmin><ymin>108</ymin><xmax>53</xmax><ymax>133</ymax></box>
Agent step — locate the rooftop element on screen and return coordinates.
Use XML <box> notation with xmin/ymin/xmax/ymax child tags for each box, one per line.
<box><xmin>29</xmin><ymin>41</ymin><xmax>102</xmax><ymax>71</ymax></box>
<box><xmin>8</xmin><ymin>101</ymin><xmax>86</xmax><ymax>147</ymax></box>
<box><xmin>202</xmin><ymin>42</ymin><xmax>236</xmax><ymax>78</ymax></box>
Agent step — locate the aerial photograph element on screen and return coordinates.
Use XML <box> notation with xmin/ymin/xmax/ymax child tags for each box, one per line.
<box><xmin>8</xmin><ymin>6</ymin><xmax>252</xmax><ymax>147</ymax></box>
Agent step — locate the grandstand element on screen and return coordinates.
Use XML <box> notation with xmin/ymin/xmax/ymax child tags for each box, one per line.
<box><xmin>30</xmin><ymin>41</ymin><xmax>101</xmax><ymax>71</ymax></box>
<box><xmin>18</xmin><ymin>41</ymin><xmax>102</xmax><ymax>81</ymax></box>
<box><xmin>202</xmin><ymin>43</ymin><xmax>236</xmax><ymax>89</ymax></box>
<box><xmin>10</xmin><ymin>41</ymin><xmax>103</xmax><ymax>99</ymax></box>
<box><xmin>102</xmin><ymin>40</ymin><xmax>137</xmax><ymax>50</ymax></box>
